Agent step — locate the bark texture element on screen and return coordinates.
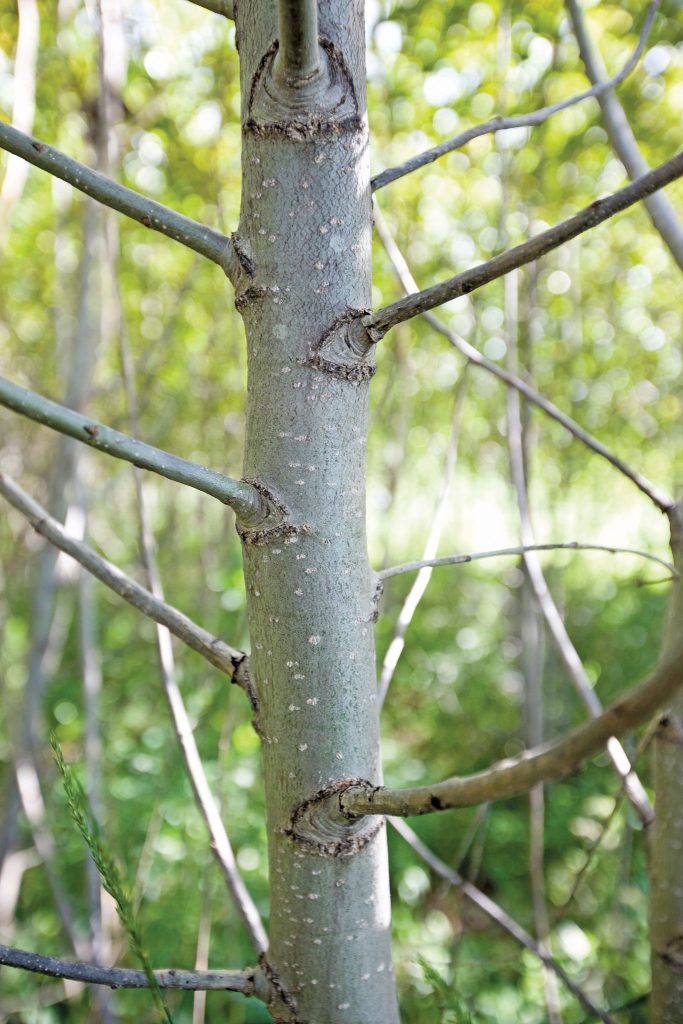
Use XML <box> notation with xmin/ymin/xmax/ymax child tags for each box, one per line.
<box><xmin>234</xmin><ymin>2</ymin><xmax>398</xmax><ymax>1020</ymax></box>
<box><xmin>650</xmin><ymin>504</ymin><xmax>683</xmax><ymax>1023</ymax></box>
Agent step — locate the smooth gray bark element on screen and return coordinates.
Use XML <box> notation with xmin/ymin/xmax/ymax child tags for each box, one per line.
<box><xmin>650</xmin><ymin>504</ymin><xmax>683</xmax><ymax>1022</ymax></box>
<box><xmin>234</xmin><ymin>2</ymin><xmax>398</xmax><ymax>1020</ymax></box>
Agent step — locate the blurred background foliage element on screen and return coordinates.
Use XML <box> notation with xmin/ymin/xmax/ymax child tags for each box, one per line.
<box><xmin>0</xmin><ymin>0</ymin><xmax>681</xmax><ymax>1020</ymax></box>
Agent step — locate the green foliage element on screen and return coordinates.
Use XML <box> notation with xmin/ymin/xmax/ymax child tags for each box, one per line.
<box><xmin>50</xmin><ymin>734</ymin><xmax>173</xmax><ymax>1024</ymax></box>
<box><xmin>417</xmin><ymin>956</ymin><xmax>474</xmax><ymax>1022</ymax></box>
<box><xmin>0</xmin><ymin>0</ymin><xmax>681</xmax><ymax>1020</ymax></box>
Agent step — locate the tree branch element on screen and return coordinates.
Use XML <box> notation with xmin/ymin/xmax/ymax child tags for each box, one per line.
<box><xmin>0</xmin><ymin>474</ymin><xmax>246</xmax><ymax>682</ymax></box>
<box><xmin>0</xmin><ymin>944</ymin><xmax>268</xmax><ymax>999</ymax></box>
<box><xmin>185</xmin><ymin>0</ymin><xmax>234</xmax><ymax>17</ymax></box>
<box><xmin>276</xmin><ymin>0</ymin><xmax>321</xmax><ymax>83</ymax></box>
<box><xmin>0</xmin><ymin>121</ymin><xmax>235</xmax><ymax>271</ymax></box>
<box><xmin>0</xmin><ymin>377</ymin><xmax>269</xmax><ymax>525</ymax></box>
<box><xmin>566</xmin><ymin>0</ymin><xmax>683</xmax><ymax>270</ymax></box>
<box><xmin>389</xmin><ymin>819</ymin><xmax>616</xmax><ymax>1024</ymax></box>
<box><xmin>341</xmin><ymin>640</ymin><xmax>683</xmax><ymax>816</ymax></box>
<box><xmin>373</xmin><ymin>204</ymin><xmax>675</xmax><ymax>513</ymax></box>
<box><xmin>371</xmin><ymin>0</ymin><xmax>660</xmax><ymax>192</ymax></box>
<box><xmin>364</xmin><ymin>152</ymin><xmax>683</xmax><ymax>343</ymax></box>
<box><xmin>379</xmin><ymin>542</ymin><xmax>676</xmax><ymax>582</ymax></box>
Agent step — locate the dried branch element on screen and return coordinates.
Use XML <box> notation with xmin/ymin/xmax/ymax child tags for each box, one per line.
<box><xmin>365</xmin><ymin>152</ymin><xmax>683</xmax><ymax>347</ymax></box>
<box><xmin>0</xmin><ymin>377</ymin><xmax>268</xmax><ymax>524</ymax></box>
<box><xmin>0</xmin><ymin>121</ymin><xmax>235</xmax><ymax>271</ymax></box>
<box><xmin>378</xmin><ymin>376</ymin><xmax>468</xmax><ymax>709</ymax></box>
<box><xmin>390</xmin><ymin>819</ymin><xmax>616</xmax><ymax>1024</ymax></box>
<box><xmin>0</xmin><ymin>474</ymin><xmax>245</xmax><ymax>681</ymax></box>
<box><xmin>566</xmin><ymin>0</ymin><xmax>683</xmax><ymax>270</ymax></box>
<box><xmin>186</xmin><ymin>0</ymin><xmax>234</xmax><ymax>17</ymax></box>
<box><xmin>371</xmin><ymin>0</ymin><xmax>660</xmax><ymax>192</ymax></box>
<box><xmin>373</xmin><ymin>206</ymin><xmax>674</xmax><ymax>513</ymax></box>
<box><xmin>379</xmin><ymin>542</ymin><xmax>676</xmax><ymax>582</ymax></box>
<box><xmin>0</xmin><ymin>944</ymin><xmax>267</xmax><ymax>998</ymax></box>
<box><xmin>341</xmin><ymin>639</ymin><xmax>683</xmax><ymax>816</ymax></box>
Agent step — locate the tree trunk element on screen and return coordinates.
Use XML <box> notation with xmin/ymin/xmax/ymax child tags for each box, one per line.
<box><xmin>234</xmin><ymin>2</ymin><xmax>399</xmax><ymax>1020</ymax></box>
<box><xmin>650</xmin><ymin>502</ymin><xmax>683</xmax><ymax>1023</ymax></box>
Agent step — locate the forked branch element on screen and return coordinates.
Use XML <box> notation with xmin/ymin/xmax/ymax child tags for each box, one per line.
<box><xmin>0</xmin><ymin>377</ymin><xmax>268</xmax><ymax>524</ymax></box>
<box><xmin>341</xmin><ymin>640</ymin><xmax>683</xmax><ymax>816</ymax></box>
<box><xmin>371</xmin><ymin>0</ymin><xmax>660</xmax><ymax>192</ymax></box>
<box><xmin>0</xmin><ymin>944</ymin><xmax>267</xmax><ymax>998</ymax></box>
<box><xmin>0</xmin><ymin>474</ymin><xmax>246</xmax><ymax>682</ymax></box>
<box><xmin>0</xmin><ymin>122</ymin><xmax>235</xmax><ymax>272</ymax></box>
<box><xmin>365</xmin><ymin>152</ymin><xmax>683</xmax><ymax>343</ymax></box>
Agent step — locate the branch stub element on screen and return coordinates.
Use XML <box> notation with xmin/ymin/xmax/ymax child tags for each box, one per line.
<box><xmin>284</xmin><ymin>778</ymin><xmax>383</xmax><ymax>857</ymax></box>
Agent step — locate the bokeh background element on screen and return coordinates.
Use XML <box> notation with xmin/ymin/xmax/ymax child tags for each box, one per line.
<box><xmin>1</xmin><ymin>0</ymin><xmax>682</xmax><ymax>1020</ymax></box>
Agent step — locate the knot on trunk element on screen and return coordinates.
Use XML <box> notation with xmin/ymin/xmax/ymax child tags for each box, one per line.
<box><xmin>236</xmin><ymin>480</ymin><xmax>301</xmax><ymax>545</ymax></box>
<box><xmin>284</xmin><ymin>778</ymin><xmax>384</xmax><ymax>857</ymax></box>
<box><xmin>308</xmin><ymin>309</ymin><xmax>376</xmax><ymax>382</ymax></box>
<box><xmin>246</xmin><ymin>38</ymin><xmax>361</xmax><ymax>140</ymax></box>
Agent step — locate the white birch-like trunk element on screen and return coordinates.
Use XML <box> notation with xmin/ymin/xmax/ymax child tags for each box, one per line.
<box><xmin>233</xmin><ymin>2</ymin><xmax>399</xmax><ymax>1020</ymax></box>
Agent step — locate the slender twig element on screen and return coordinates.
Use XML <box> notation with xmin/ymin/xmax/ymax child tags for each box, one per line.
<box><xmin>0</xmin><ymin>377</ymin><xmax>268</xmax><ymax>523</ymax></box>
<box><xmin>390</xmin><ymin>819</ymin><xmax>615</xmax><ymax>1024</ymax></box>
<box><xmin>506</xmin><ymin>334</ymin><xmax>653</xmax><ymax>823</ymax></box>
<box><xmin>365</xmin><ymin>152</ymin><xmax>683</xmax><ymax>348</ymax></box>
<box><xmin>380</xmin><ymin>543</ymin><xmax>676</xmax><ymax>581</ymax></box>
<box><xmin>0</xmin><ymin>121</ymin><xmax>235</xmax><ymax>270</ymax></box>
<box><xmin>566</xmin><ymin>0</ymin><xmax>683</xmax><ymax>270</ymax></box>
<box><xmin>276</xmin><ymin>0</ymin><xmax>320</xmax><ymax>83</ymax></box>
<box><xmin>340</xmin><ymin>639</ymin><xmax>683</xmax><ymax>816</ymax></box>
<box><xmin>373</xmin><ymin>207</ymin><xmax>674</xmax><ymax>513</ymax></box>
<box><xmin>0</xmin><ymin>474</ymin><xmax>246</xmax><ymax>680</ymax></box>
<box><xmin>371</xmin><ymin>0</ymin><xmax>660</xmax><ymax>192</ymax></box>
<box><xmin>185</xmin><ymin>0</ymin><xmax>234</xmax><ymax>17</ymax></box>
<box><xmin>378</xmin><ymin>375</ymin><xmax>468</xmax><ymax>708</ymax></box>
<box><xmin>0</xmin><ymin>945</ymin><xmax>268</xmax><ymax>998</ymax></box>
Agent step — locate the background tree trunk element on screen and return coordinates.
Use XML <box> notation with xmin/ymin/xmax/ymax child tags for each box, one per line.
<box><xmin>651</xmin><ymin>503</ymin><xmax>683</xmax><ymax>1023</ymax></box>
